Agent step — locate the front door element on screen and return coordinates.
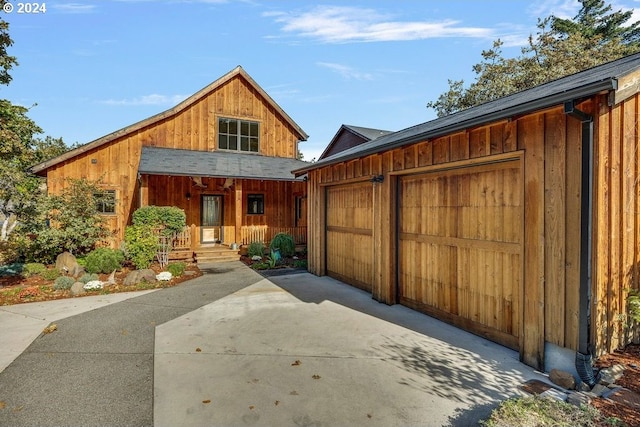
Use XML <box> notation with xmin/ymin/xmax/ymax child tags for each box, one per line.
<box><xmin>201</xmin><ymin>195</ymin><xmax>223</xmax><ymax>244</ymax></box>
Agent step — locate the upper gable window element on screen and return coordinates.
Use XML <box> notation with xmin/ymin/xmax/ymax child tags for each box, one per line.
<box><xmin>218</xmin><ymin>118</ymin><xmax>259</xmax><ymax>153</ymax></box>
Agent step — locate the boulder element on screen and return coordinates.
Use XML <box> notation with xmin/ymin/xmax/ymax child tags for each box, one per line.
<box><xmin>105</xmin><ymin>270</ymin><xmax>117</xmax><ymax>286</ymax></box>
<box><xmin>56</xmin><ymin>252</ymin><xmax>77</xmax><ymax>273</ymax></box>
<box><xmin>123</xmin><ymin>269</ymin><xmax>157</xmax><ymax>286</ymax></box>
<box><xmin>55</xmin><ymin>252</ymin><xmax>84</xmax><ymax>277</ymax></box>
<box><xmin>70</xmin><ymin>282</ymin><xmax>86</xmax><ymax>296</ymax></box>
<box><xmin>549</xmin><ymin>369</ymin><xmax>576</xmax><ymax>390</ymax></box>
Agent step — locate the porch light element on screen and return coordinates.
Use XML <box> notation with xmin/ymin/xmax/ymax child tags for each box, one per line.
<box><xmin>186</xmin><ymin>192</ymin><xmax>191</xmax><ymax>201</ymax></box>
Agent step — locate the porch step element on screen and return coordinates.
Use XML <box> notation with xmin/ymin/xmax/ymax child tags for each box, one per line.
<box><xmin>194</xmin><ymin>246</ymin><xmax>240</xmax><ymax>263</ymax></box>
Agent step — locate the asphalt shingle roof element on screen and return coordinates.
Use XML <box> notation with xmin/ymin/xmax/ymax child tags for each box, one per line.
<box><xmin>138</xmin><ymin>146</ymin><xmax>308</xmax><ymax>181</ymax></box>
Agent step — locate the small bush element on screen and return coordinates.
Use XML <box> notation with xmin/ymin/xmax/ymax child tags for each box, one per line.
<box><xmin>124</xmin><ymin>225</ymin><xmax>158</xmax><ymax>269</ymax></box>
<box><xmin>270</xmin><ymin>233</ymin><xmax>295</xmax><ymax>258</ymax></box>
<box><xmin>53</xmin><ymin>276</ymin><xmax>75</xmax><ymax>290</ymax></box>
<box><xmin>293</xmin><ymin>259</ymin><xmax>308</xmax><ymax>269</ymax></box>
<box><xmin>85</xmin><ymin>247</ymin><xmax>124</xmax><ymax>274</ymax></box>
<box><xmin>22</xmin><ymin>263</ymin><xmax>47</xmax><ymax>278</ymax></box>
<box><xmin>0</xmin><ymin>262</ymin><xmax>23</xmax><ymax>277</ymax></box>
<box><xmin>247</xmin><ymin>241</ymin><xmax>265</xmax><ymax>258</ymax></box>
<box><xmin>166</xmin><ymin>262</ymin><xmax>186</xmax><ymax>277</ymax></box>
<box><xmin>0</xmin><ymin>240</ymin><xmax>19</xmax><ymax>265</ymax></box>
<box><xmin>78</xmin><ymin>273</ymin><xmax>100</xmax><ymax>284</ymax></box>
<box><xmin>41</xmin><ymin>268</ymin><xmax>61</xmax><ymax>281</ymax></box>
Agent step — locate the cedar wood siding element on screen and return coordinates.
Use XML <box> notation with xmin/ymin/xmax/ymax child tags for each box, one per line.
<box><xmin>306</xmin><ymin>95</ymin><xmax>640</xmax><ymax>369</ymax></box>
<box><xmin>43</xmin><ymin>73</ymin><xmax>304</xmax><ymax>244</ymax></box>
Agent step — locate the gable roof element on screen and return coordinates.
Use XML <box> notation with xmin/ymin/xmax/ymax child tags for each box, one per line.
<box><xmin>31</xmin><ymin>66</ymin><xmax>309</xmax><ymax>175</ymax></box>
<box><xmin>139</xmin><ymin>146</ymin><xmax>308</xmax><ymax>181</ymax></box>
<box><xmin>318</xmin><ymin>124</ymin><xmax>393</xmax><ymax>160</ymax></box>
<box><xmin>294</xmin><ymin>52</ymin><xmax>640</xmax><ymax>176</ymax></box>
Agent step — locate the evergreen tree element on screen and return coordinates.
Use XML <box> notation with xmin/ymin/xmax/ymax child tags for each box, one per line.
<box><xmin>427</xmin><ymin>0</ymin><xmax>640</xmax><ymax>117</ymax></box>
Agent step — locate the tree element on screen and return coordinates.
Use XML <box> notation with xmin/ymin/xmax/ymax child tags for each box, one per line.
<box><xmin>14</xmin><ymin>178</ymin><xmax>111</xmax><ymax>263</ymax></box>
<box><xmin>0</xmin><ymin>13</ymin><xmax>17</xmax><ymax>86</ymax></box>
<box><xmin>0</xmin><ymin>17</ymin><xmax>69</xmax><ymax>242</ymax></box>
<box><xmin>549</xmin><ymin>0</ymin><xmax>640</xmax><ymax>47</ymax></box>
<box><xmin>427</xmin><ymin>0</ymin><xmax>640</xmax><ymax>117</ymax></box>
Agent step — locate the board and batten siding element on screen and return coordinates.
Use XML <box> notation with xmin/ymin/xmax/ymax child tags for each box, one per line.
<box><xmin>44</xmin><ymin>73</ymin><xmax>303</xmax><ymax>244</ymax></box>
<box><xmin>307</xmin><ymin>96</ymin><xmax>640</xmax><ymax>369</ymax></box>
<box><xmin>593</xmin><ymin>92</ymin><xmax>640</xmax><ymax>353</ymax></box>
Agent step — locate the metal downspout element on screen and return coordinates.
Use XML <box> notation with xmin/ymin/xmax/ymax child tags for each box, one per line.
<box><xmin>564</xmin><ymin>101</ymin><xmax>597</xmax><ymax>387</ymax></box>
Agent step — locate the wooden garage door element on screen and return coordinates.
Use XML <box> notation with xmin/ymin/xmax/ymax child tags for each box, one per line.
<box><xmin>326</xmin><ymin>182</ymin><xmax>373</xmax><ymax>292</ymax></box>
<box><xmin>398</xmin><ymin>160</ymin><xmax>522</xmax><ymax>349</ymax></box>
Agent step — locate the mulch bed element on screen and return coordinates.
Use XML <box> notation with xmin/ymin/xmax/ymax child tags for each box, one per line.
<box><xmin>0</xmin><ymin>263</ymin><xmax>202</xmax><ymax>306</ymax></box>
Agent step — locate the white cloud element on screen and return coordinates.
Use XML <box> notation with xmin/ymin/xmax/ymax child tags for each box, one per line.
<box><xmin>100</xmin><ymin>94</ymin><xmax>188</xmax><ymax>106</ymax></box>
<box><xmin>527</xmin><ymin>0</ymin><xmax>579</xmax><ymax>20</ymax></box>
<box><xmin>51</xmin><ymin>3</ymin><xmax>97</xmax><ymax>13</ymax></box>
<box><xmin>317</xmin><ymin>62</ymin><xmax>374</xmax><ymax>81</ymax></box>
<box><xmin>265</xmin><ymin>6</ymin><xmax>495</xmax><ymax>44</ymax></box>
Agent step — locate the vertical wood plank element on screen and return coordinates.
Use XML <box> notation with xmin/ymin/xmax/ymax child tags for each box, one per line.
<box><xmin>544</xmin><ymin>111</ymin><xmax>566</xmax><ymax>346</ymax></box>
<box><xmin>521</xmin><ymin>114</ymin><xmax>545</xmax><ymax>370</ymax></box>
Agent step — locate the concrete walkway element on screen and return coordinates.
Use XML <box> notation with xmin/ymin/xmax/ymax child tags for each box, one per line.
<box><xmin>0</xmin><ymin>262</ymin><xmax>547</xmax><ymax>426</ymax></box>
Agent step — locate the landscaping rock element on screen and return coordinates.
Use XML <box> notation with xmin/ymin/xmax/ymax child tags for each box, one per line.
<box><xmin>577</xmin><ymin>381</ymin><xmax>592</xmax><ymax>392</ymax></box>
<box><xmin>70</xmin><ymin>282</ymin><xmax>86</xmax><ymax>296</ymax></box>
<box><xmin>123</xmin><ymin>269</ymin><xmax>157</xmax><ymax>286</ymax></box>
<box><xmin>566</xmin><ymin>391</ymin><xmax>592</xmax><ymax>407</ymax></box>
<box><xmin>55</xmin><ymin>252</ymin><xmax>84</xmax><ymax>277</ymax></box>
<box><xmin>599</xmin><ymin>364</ymin><xmax>625</xmax><ymax>385</ymax></box>
<box><xmin>590</xmin><ymin>383</ymin><xmax>610</xmax><ymax>397</ymax></box>
<box><xmin>105</xmin><ymin>270</ymin><xmax>117</xmax><ymax>286</ymax></box>
<box><xmin>549</xmin><ymin>369</ymin><xmax>576</xmax><ymax>390</ymax></box>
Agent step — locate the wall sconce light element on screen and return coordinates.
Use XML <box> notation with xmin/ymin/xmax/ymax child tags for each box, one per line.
<box><xmin>370</xmin><ymin>175</ymin><xmax>384</xmax><ymax>183</ymax></box>
<box><xmin>186</xmin><ymin>192</ymin><xmax>191</xmax><ymax>201</ymax></box>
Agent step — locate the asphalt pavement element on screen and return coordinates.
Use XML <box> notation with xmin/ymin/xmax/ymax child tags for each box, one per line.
<box><xmin>0</xmin><ymin>261</ymin><xmax>548</xmax><ymax>426</ymax></box>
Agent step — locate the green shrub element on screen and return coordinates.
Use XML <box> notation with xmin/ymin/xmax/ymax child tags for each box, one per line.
<box><xmin>132</xmin><ymin>206</ymin><xmax>186</xmax><ymax>236</ymax></box>
<box><xmin>40</xmin><ymin>268</ymin><xmax>61</xmax><ymax>281</ymax></box>
<box><xmin>0</xmin><ymin>262</ymin><xmax>23</xmax><ymax>277</ymax></box>
<box><xmin>124</xmin><ymin>225</ymin><xmax>158</xmax><ymax>269</ymax></box>
<box><xmin>269</xmin><ymin>233</ymin><xmax>295</xmax><ymax>257</ymax></box>
<box><xmin>53</xmin><ymin>276</ymin><xmax>75</xmax><ymax>290</ymax></box>
<box><xmin>14</xmin><ymin>178</ymin><xmax>110</xmax><ymax>264</ymax></box>
<box><xmin>166</xmin><ymin>262</ymin><xmax>186</xmax><ymax>277</ymax></box>
<box><xmin>247</xmin><ymin>241</ymin><xmax>265</xmax><ymax>258</ymax></box>
<box><xmin>22</xmin><ymin>262</ymin><xmax>47</xmax><ymax>278</ymax></box>
<box><xmin>84</xmin><ymin>247</ymin><xmax>124</xmax><ymax>274</ymax></box>
<box><xmin>293</xmin><ymin>259</ymin><xmax>308</xmax><ymax>269</ymax></box>
<box><xmin>78</xmin><ymin>272</ymin><xmax>99</xmax><ymax>284</ymax></box>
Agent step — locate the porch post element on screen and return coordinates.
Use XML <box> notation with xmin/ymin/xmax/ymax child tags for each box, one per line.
<box><xmin>139</xmin><ymin>174</ymin><xmax>149</xmax><ymax>207</ymax></box>
<box><xmin>235</xmin><ymin>180</ymin><xmax>243</xmax><ymax>245</ymax></box>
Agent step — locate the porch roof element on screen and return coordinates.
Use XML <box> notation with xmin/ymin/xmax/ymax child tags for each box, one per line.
<box><xmin>138</xmin><ymin>146</ymin><xmax>308</xmax><ymax>181</ymax></box>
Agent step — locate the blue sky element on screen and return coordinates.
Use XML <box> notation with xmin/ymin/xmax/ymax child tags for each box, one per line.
<box><xmin>3</xmin><ymin>0</ymin><xmax>640</xmax><ymax>161</ymax></box>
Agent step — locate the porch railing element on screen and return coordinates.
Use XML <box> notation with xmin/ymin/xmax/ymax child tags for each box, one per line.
<box><xmin>172</xmin><ymin>227</ymin><xmax>192</xmax><ymax>250</ymax></box>
<box><xmin>240</xmin><ymin>226</ymin><xmax>307</xmax><ymax>246</ymax></box>
<box><xmin>151</xmin><ymin>227</ymin><xmax>192</xmax><ymax>250</ymax></box>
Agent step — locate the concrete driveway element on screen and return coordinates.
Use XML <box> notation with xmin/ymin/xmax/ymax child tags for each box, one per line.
<box><xmin>0</xmin><ymin>262</ymin><xmax>546</xmax><ymax>426</ymax></box>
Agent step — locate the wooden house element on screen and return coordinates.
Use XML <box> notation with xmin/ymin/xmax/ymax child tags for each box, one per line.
<box><xmin>318</xmin><ymin>124</ymin><xmax>392</xmax><ymax>160</ymax></box>
<box><xmin>31</xmin><ymin>66</ymin><xmax>309</xmax><ymax>260</ymax></box>
<box><xmin>293</xmin><ymin>53</ymin><xmax>640</xmax><ymax>371</ymax></box>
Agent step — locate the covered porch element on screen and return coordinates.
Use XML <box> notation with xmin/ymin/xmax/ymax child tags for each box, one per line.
<box><xmin>137</xmin><ymin>146</ymin><xmax>308</xmax><ymax>253</ymax></box>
